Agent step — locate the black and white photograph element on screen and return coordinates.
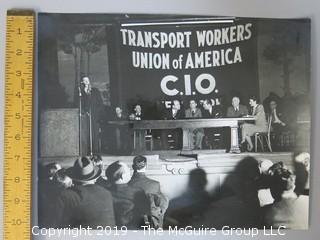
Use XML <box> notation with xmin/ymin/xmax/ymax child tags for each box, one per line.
<box><xmin>37</xmin><ymin>13</ymin><xmax>311</xmax><ymax>230</ymax></box>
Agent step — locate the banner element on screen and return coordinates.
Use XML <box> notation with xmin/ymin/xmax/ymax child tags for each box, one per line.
<box><xmin>118</xmin><ymin>19</ymin><xmax>259</xmax><ymax>115</ymax></box>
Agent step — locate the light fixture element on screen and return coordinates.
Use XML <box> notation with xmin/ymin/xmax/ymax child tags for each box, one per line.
<box><xmin>121</xmin><ymin>18</ymin><xmax>235</xmax><ymax>27</ymax></box>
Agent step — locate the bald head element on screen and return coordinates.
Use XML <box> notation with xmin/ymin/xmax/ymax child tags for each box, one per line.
<box><xmin>232</xmin><ymin>96</ymin><xmax>240</xmax><ymax>108</ymax></box>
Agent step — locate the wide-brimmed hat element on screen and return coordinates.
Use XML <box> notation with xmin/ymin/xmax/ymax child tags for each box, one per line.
<box><xmin>67</xmin><ymin>156</ymin><xmax>101</xmax><ymax>183</ymax></box>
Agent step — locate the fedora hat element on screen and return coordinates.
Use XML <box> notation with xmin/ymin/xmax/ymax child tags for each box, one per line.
<box><xmin>67</xmin><ymin>156</ymin><xmax>101</xmax><ymax>183</ymax></box>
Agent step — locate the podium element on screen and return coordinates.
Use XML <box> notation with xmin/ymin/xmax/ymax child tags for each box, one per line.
<box><xmin>40</xmin><ymin>108</ymin><xmax>89</xmax><ymax>157</ymax></box>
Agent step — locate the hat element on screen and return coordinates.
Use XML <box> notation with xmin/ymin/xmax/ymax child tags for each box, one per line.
<box><xmin>67</xmin><ymin>157</ymin><xmax>101</xmax><ymax>183</ymax></box>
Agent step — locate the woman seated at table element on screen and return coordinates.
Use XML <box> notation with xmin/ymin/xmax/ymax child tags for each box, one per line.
<box><xmin>241</xmin><ymin>95</ymin><xmax>267</xmax><ymax>151</ymax></box>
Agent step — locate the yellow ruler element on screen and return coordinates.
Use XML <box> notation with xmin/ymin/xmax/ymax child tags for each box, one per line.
<box><xmin>4</xmin><ymin>10</ymin><xmax>34</xmax><ymax>240</ymax></box>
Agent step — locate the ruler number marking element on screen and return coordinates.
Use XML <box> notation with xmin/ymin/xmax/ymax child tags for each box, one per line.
<box><xmin>15</xmin><ymin>134</ymin><xmax>21</xmax><ymax>141</ymax></box>
<box><xmin>15</xmin><ymin>70</ymin><xmax>22</xmax><ymax>76</ymax></box>
<box><xmin>14</xmin><ymin>176</ymin><xmax>20</xmax><ymax>183</ymax></box>
<box><xmin>11</xmin><ymin>219</ymin><xmax>22</xmax><ymax>226</ymax></box>
<box><xmin>16</xmin><ymin>49</ymin><xmax>23</xmax><ymax>56</ymax></box>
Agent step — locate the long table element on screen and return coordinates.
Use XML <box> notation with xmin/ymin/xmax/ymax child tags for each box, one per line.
<box><xmin>108</xmin><ymin>117</ymin><xmax>254</xmax><ymax>154</ymax></box>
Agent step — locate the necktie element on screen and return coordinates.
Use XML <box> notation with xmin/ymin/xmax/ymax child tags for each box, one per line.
<box><xmin>172</xmin><ymin>110</ymin><xmax>176</xmax><ymax>119</ymax></box>
<box><xmin>272</xmin><ymin>110</ymin><xmax>276</xmax><ymax>121</ymax></box>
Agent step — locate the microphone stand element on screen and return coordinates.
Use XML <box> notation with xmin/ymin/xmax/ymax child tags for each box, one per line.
<box><xmin>82</xmin><ymin>87</ymin><xmax>93</xmax><ymax>157</ymax></box>
<box><xmin>78</xmin><ymin>86</ymin><xmax>82</xmax><ymax>156</ymax></box>
<box><xmin>88</xmin><ymin>95</ymin><xmax>93</xmax><ymax>156</ymax></box>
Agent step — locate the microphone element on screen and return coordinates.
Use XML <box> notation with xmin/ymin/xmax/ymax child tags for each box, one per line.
<box><xmin>78</xmin><ymin>87</ymin><xmax>82</xmax><ymax>97</ymax></box>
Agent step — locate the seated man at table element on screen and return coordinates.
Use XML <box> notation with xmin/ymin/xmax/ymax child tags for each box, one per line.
<box><xmin>202</xmin><ymin>99</ymin><xmax>225</xmax><ymax>149</ymax></box>
<box><xmin>161</xmin><ymin>100</ymin><xmax>183</xmax><ymax>149</ymax></box>
<box><xmin>185</xmin><ymin>100</ymin><xmax>205</xmax><ymax>149</ymax></box>
<box><xmin>225</xmin><ymin>96</ymin><xmax>249</xmax><ymax>152</ymax></box>
<box><xmin>226</xmin><ymin>96</ymin><xmax>249</xmax><ymax>118</ymax></box>
<box><xmin>203</xmin><ymin>99</ymin><xmax>221</xmax><ymax>118</ymax></box>
<box><xmin>129</xmin><ymin>104</ymin><xmax>144</xmax><ymax>120</ymax></box>
<box><xmin>112</xmin><ymin>106</ymin><xmax>130</xmax><ymax>154</ymax></box>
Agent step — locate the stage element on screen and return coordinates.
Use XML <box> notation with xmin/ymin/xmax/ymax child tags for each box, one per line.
<box><xmin>40</xmin><ymin>151</ymin><xmax>294</xmax><ymax>199</ymax></box>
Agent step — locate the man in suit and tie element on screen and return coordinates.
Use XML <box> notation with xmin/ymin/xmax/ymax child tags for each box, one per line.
<box><xmin>202</xmin><ymin>99</ymin><xmax>220</xmax><ymax>118</ymax></box>
<box><xmin>164</xmin><ymin>100</ymin><xmax>184</xmax><ymax>120</ymax></box>
<box><xmin>162</xmin><ymin>100</ymin><xmax>183</xmax><ymax>149</ymax></box>
<box><xmin>111</xmin><ymin>106</ymin><xmax>131</xmax><ymax>154</ymax></box>
<box><xmin>80</xmin><ymin>76</ymin><xmax>104</xmax><ymax>155</ymax></box>
<box><xmin>130</xmin><ymin>104</ymin><xmax>143</xmax><ymax>120</ymax></box>
<box><xmin>185</xmin><ymin>100</ymin><xmax>205</xmax><ymax>149</ymax></box>
<box><xmin>202</xmin><ymin>99</ymin><xmax>225</xmax><ymax>149</ymax></box>
<box><xmin>226</xmin><ymin>96</ymin><xmax>249</xmax><ymax>118</ymax></box>
<box><xmin>226</xmin><ymin>96</ymin><xmax>249</xmax><ymax>151</ymax></box>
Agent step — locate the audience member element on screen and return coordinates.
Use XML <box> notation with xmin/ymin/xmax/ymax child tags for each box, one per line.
<box><xmin>91</xmin><ymin>154</ymin><xmax>103</xmax><ymax>169</ymax></box>
<box><xmin>51</xmin><ymin>157</ymin><xmax>115</xmax><ymax>228</ymax></box>
<box><xmin>38</xmin><ymin>163</ymin><xmax>64</xmax><ymax>228</ymax></box>
<box><xmin>256</xmin><ymin>160</ymin><xmax>276</xmax><ymax>207</ymax></box>
<box><xmin>265</xmin><ymin>168</ymin><xmax>309</xmax><ymax>229</ymax></box>
<box><xmin>40</xmin><ymin>162</ymin><xmax>62</xmax><ymax>181</ymax></box>
<box><xmin>52</xmin><ymin>168</ymin><xmax>73</xmax><ymax>189</ymax></box>
<box><xmin>105</xmin><ymin>161</ymin><xmax>149</xmax><ymax>229</ymax></box>
<box><xmin>293</xmin><ymin>152</ymin><xmax>310</xmax><ymax>196</ymax></box>
<box><xmin>129</xmin><ymin>155</ymin><xmax>169</xmax><ymax>228</ymax></box>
